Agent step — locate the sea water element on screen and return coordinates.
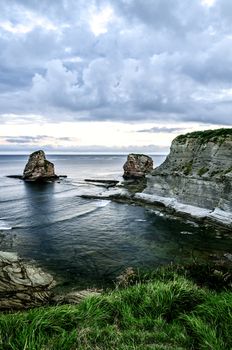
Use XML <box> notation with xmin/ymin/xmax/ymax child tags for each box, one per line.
<box><xmin>0</xmin><ymin>154</ymin><xmax>231</xmax><ymax>289</ymax></box>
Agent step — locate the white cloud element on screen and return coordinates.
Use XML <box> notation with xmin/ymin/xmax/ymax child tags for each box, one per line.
<box><xmin>89</xmin><ymin>5</ymin><xmax>115</xmax><ymax>36</ymax></box>
<box><xmin>0</xmin><ymin>0</ymin><xmax>231</xmax><ymax>153</ymax></box>
<box><xmin>0</xmin><ymin>9</ymin><xmax>57</xmax><ymax>34</ymax></box>
<box><xmin>201</xmin><ymin>0</ymin><xmax>216</xmax><ymax>7</ymax></box>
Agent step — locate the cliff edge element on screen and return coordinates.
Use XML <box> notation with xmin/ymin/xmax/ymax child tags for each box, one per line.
<box><xmin>138</xmin><ymin>129</ymin><xmax>232</xmax><ymax>228</ymax></box>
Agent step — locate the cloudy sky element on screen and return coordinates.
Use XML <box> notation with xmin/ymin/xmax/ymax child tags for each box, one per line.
<box><xmin>0</xmin><ymin>0</ymin><xmax>231</xmax><ymax>153</ymax></box>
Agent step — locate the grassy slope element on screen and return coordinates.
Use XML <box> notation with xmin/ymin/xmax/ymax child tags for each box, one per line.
<box><xmin>176</xmin><ymin>128</ymin><xmax>232</xmax><ymax>144</ymax></box>
<box><xmin>0</xmin><ymin>269</ymin><xmax>232</xmax><ymax>350</ymax></box>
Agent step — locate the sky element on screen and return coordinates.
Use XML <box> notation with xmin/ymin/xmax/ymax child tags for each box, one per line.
<box><xmin>0</xmin><ymin>0</ymin><xmax>232</xmax><ymax>153</ymax></box>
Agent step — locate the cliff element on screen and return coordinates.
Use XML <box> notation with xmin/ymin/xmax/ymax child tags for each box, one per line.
<box><xmin>138</xmin><ymin>129</ymin><xmax>232</xmax><ymax>228</ymax></box>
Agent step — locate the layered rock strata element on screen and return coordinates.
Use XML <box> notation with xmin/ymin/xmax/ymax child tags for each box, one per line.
<box><xmin>0</xmin><ymin>251</ymin><xmax>55</xmax><ymax>309</ymax></box>
<box><xmin>23</xmin><ymin>150</ymin><xmax>58</xmax><ymax>181</ymax></box>
<box><xmin>123</xmin><ymin>153</ymin><xmax>153</xmax><ymax>179</ymax></box>
<box><xmin>0</xmin><ymin>251</ymin><xmax>102</xmax><ymax>310</ymax></box>
<box><xmin>80</xmin><ymin>130</ymin><xmax>232</xmax><ymax>229</ymax></box>
<box><xmin>143</xmin><ymin>129</ymin><xmax>232</xmax><ymax>228</ymax></box>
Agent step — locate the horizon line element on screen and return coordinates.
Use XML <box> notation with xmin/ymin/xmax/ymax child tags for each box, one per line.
<box><xmin>0</xmin><ymin>151</ymin><xmax>168</xmax><ymax>156</ymax></box>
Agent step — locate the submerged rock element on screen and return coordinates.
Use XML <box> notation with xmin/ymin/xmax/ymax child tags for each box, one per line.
<box><xmin>23</xmin><ymin>150</ymin><xmax>58</xmax><ymax>181</ymax></box>
<box><xmin>0</xmin><ymin>251</ymin><xmax>55</xmax><ymax>310</ymax></box>
<box><xmin>123</xmin><ymin>153</ymin><xmax>153</xmax><ymax>179</ymax></box>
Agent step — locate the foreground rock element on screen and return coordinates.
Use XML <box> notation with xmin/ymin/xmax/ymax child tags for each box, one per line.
<box><xmin>123</xmin><ymin>153</ymin><xmax>153</xmax><ymax>179</ymax></box>
<box><xmin>52</xmin><ymin>289</ymin><xmax>101</xmax><ymax>305</ymax></box>
<box><xmin>23</xmin><ymin>150</ymin><xmax>58</xmax><ymax>181</ymax></box>
<box><xmin>143</xmin><ymin>129</ymin><xmax>232</xmax><ymax>228</ymax></box>
<box><xmin>0</xmin><ymin>251</ymin><xmax>55</xmax><ymax>309</ymax></box>
<box><xmin>0</xmin><ymin>251</ymin><xmax>102</xmax><ymax>310</ymax></box>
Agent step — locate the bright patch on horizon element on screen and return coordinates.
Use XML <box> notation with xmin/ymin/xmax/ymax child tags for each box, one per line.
<box><xmin>89</xmin><ymin>5</ymin><xmax>115</xmax><ymax>36</ymax></box>
<box><xmin>0</xmin><ymin>120</ymin><xmax>228</xmax><ymax>154</ymax></box>
<box><xmin>201</xmin><ymin>0</ymin><xmax>216</xmax><ymax>7</ymax></box>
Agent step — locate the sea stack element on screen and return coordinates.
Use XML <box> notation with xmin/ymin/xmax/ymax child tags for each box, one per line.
<box><xmin>23</xmin><ymin>150</ymin><xmax>58</xmax><ymax>181</ymax></box>
<box><xmin>123</xmin><ymin>153</ymin><xmax>153</xmax><ymax>179</ymax></box>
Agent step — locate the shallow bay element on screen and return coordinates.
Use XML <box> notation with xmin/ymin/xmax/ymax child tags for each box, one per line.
<box><xmin>0</xmin><ymin>154</ymin><xmax>231</xmax><ymax>290</ymax></box>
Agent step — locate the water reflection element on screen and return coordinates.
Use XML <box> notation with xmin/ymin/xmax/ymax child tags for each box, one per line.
<box><xmin>1</xmin><ymin>179</ymin><xmax>231</xmax><ymax>290</ymax></box>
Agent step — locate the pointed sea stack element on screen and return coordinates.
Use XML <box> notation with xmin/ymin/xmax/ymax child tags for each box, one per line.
<box><xmin>123</xmin><ymin>153</ymin><xmax>153</xmax><ymax>179</ymax></box>
<box><xmin>23</xmin><ymin>150</ymin><xmax>58</xmax><ymax>182</ymax></box>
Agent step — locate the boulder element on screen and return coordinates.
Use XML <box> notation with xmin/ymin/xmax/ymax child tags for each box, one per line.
<box><xmin>0</xmin><ymin>251</ymin><xmax>55</xmax><ymax>310</ymax></box>
<box><xmin>123</xmin><ymin>153</ymin><xmax>153</xmax><ymax>179</ymax></box>
<box><xmin>23</xmin><ymin>150</ymin><xmax>58</xmax><ymax>181</ymax></box>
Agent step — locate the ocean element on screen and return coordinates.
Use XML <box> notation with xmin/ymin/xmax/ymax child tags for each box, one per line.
<box><xmin>0</xmin><ymin>154</ymin><xmax>231</xmax><ymax>290</ymax></box>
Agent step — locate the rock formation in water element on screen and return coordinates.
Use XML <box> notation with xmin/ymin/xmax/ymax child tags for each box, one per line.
<box><xmin>123</xmin><ymin>153</ymin><xmax>153</xmax><ymax>179</ymax></box>
<box><xmin>23</xmin><ymin>150</ymin><xmax>58</xmax><ymax>181</ymax></box>
<box><xmin>0</xmin><ymin>251</ymin><xmax>55</xmax><ymax>309</ymax></box>
<box><xmin>138</xmin><ymin>129</ymin><xmax>232</xmax><ymax>228</ymax></box>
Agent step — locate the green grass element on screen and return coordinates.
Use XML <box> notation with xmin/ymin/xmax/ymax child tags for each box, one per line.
<box><xmin>176</xmin><ymin>128</ymin><xmax>232</xmax><ymax>144</ymax></box>
<box><xmin>182</xmin><ymin>161</ymin><xmax>193</xmax><ymax>175</ymax></box>
<box><xmin>0</xmin><ymin>267</ymin><xmax>231</xmax><ymax>350</ymax></box>
<box><xmin>197</xmin><ymin>167</ymin><xmax>209</xmax><ymax>177</ymax></box>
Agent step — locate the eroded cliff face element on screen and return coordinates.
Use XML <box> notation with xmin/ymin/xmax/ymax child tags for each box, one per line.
<box><xmin>143</xmin><ymin>129</ymin><xmax>232</xmax><ymax>225</ymax></box>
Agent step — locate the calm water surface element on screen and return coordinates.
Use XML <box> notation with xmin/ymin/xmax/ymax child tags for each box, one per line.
<box><xmin>0</xmin><ymin>155</ymin><xmax>231</xmax><ymax>289</ymax></box>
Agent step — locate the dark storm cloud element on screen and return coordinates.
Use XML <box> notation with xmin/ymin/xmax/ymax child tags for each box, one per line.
<box><xmin>0</xmin><ymin>0</ymin><xmax>232</xmax><ymax>125</ymax></box>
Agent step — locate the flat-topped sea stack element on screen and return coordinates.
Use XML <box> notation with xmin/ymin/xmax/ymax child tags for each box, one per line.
<box><xmin>23</xmin><ymin>150</ymin><xmax>58</xmax><ymax>182</ymax></box>
<box><xmin>123</xmin><ymin>153</ymin><xmax>153</xmax><ymax>179</ymax></box>
<box><xmin>138</xmin><ymin>129</ymin><xmax>232</xmax><ymax>228</ymax></box>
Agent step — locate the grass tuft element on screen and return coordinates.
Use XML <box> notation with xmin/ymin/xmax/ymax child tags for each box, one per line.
<box><xmin>0</xmin><ymin>269</ymin><xmax>231</xmax><ymax>349</ymax></box>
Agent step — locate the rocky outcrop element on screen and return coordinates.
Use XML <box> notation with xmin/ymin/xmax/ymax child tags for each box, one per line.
<box><xmin>123</xmin><ymin>154</ymin><xmax>153</xmax><ymax>179</ymax></box>
<box><xmin>0</xmin><ymin>251</ymin><xmax>103</xmax><ymax>310</ymax></box>
<box><xmin>0</xmin><ymin>251</ymin><xmax>55</xmax><ymax>309</ymax></box>
<box><xmin>52</xmin><ymin>289</ymin><xmax>101</xmax><ymax>305</ymax></box>
<box><xmin>143</xmin><ymin>129</ymin><xmax>232</xmax><ymax>228</ymax></box>
<box><xmin>23</xmin><ymin>150</ymin><xmax>58</xmax><ymax>181</ymax></box>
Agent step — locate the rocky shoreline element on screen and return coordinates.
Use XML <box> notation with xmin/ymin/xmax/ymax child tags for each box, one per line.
<box><xmin>80</xmin><ymin>129</ymin><xmax>232</xmax><ymax>231</ymax></box>
<box><xmin>0</xmin><ymin>251</ymin><xmax>101</xmax><ymax>310</ymax></box>
<box><xmin>8</xmin><ymin>130</ymin><xmax>231</xmax><ymax>229</ymax></box>
<box><xmin>80</xmin><ymin>185</ymin><xmax>232</xmax><ymax>232</ymax></box>
<box><xmin>2</xmin><ymin>129</ymin><xmax>231</xmax><ymax>310</ymax></box>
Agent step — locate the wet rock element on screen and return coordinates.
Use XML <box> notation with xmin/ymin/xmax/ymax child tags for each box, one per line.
<box><xmin>84</xmin><ymin>179</ymin><xmax>119</xmax><ymax>188</ymax></box>
<box><xmin>0</xmin><ymin>251</ymin><xmax>55</xmax><ymax>310</ymax></box>
<box><xmin>224</xmin><ymin>253</ymin><xmax>232</xmax><ymax>262</ymax></box>
<box><xmin>23</xmin><ymin>150</ymin><xmax>58</xmax><ymax>181</ymax></box>
<box><xmin>123</xmin><ymin>154</ymin><xmax>153</xmax><ymax>179</ymax></box>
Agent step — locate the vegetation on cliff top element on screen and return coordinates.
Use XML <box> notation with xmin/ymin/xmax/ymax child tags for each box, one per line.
<box><xmin>0</xmin><ymin>265</ymin><xmax>231</xmax><ymax>350</ymax></box>
<box><xmin>176</xmin><ymin>128</ymin><xmax>232</xmax><ymax>144</ymax></box>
